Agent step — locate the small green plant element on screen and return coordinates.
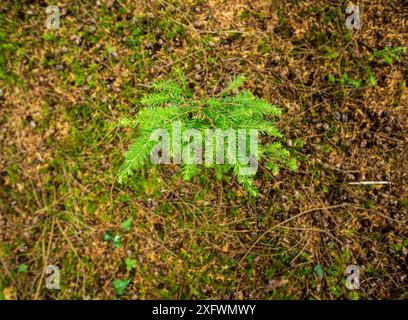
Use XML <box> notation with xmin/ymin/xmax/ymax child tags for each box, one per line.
<box><xmin>125</xmin><ymin>258</ymin><xmax>137</xmax><ymax>272</ymax></box>
<box><xmin>120</xmin><ymin>217</ymin><xmax>133</xmax><ymax>232</ymax></box>
<box><xmin>113</xmin><ymin>278</ymin><xmax>131</xmax><ymax>296</ymax></box>
<box><xmin>103</xmin><ymin>231</ymin><xmax>122</xmax><ymax>249</ymax></box>
<box><xmin>17</xmin><ymin>263</ymin><xmax>28</xmax><ymax>273</ymax></box>
<box><xmin>118</xmin><ymin>75</ymin><xmax>297</xmax><ymax>196</ymax></box>
<box><xmin>373</xmin><ymin>46</ymin><xmax>406</xmax><ymax>65</ymax></box>
<box><xmin>314</xmin><ymin>264</ymin><xmax>324</xmax><ymax>279</ymax></box>
<box><xmin>366</xmin><ymin>71</ymin><xmax>377</xmax><ymax>87</ymax></box>
<box><xmin>328</xmin><ymin>72</ymin><xmax>362</xmax><ymax>88</ymax></box>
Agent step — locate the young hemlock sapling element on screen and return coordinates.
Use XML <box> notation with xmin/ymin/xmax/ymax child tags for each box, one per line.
<box><xmin>118</xmin><ymin>75</ymin><xmax>297</xmax><ymax>196</ymax></box>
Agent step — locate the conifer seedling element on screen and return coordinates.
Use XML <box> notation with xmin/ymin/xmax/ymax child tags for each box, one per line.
<box><xmin>118</xmin><ymin>75</ymin><xmax>297</xmax><ymax>196</ymax></box>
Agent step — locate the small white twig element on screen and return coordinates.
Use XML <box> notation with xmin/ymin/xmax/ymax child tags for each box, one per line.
<box><xmin>348</xmin><ymin>181</ymin><xmax>390</xmax><ymax>185</ymax></box>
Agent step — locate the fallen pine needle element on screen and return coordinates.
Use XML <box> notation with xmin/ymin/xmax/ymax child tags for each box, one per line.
<box><xmin>348</xmin><ymin>181</ymin><xmax>390</xmax><ymax>185</ymax></box>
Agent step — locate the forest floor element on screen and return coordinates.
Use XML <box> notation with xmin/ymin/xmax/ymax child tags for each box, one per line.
<box><xmin>0</xmin><ymin>0</ymin><xmax>407</xmax><ymax>299</ymax></box>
